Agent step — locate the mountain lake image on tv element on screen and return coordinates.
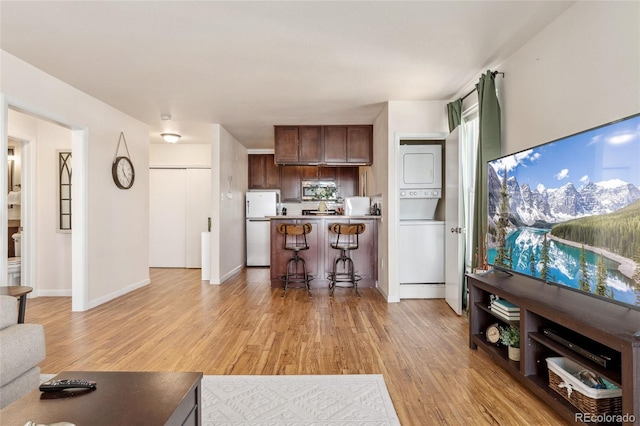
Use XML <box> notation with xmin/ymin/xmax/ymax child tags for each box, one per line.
<box><xmin>487</xmin><ymin>113</ymin><xmax>640</xmax><ymax>310</ymax></box>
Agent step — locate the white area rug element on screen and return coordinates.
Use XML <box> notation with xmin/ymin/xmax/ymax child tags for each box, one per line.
<box><xmin>41</xmin><ymin>374</ymin><xmax>400</xmax><ymax>425</ymax></box>
<box><xmin>201</xmin><ymin>374</ymin><xmax>400</xmax><ymax>426</ymax></box>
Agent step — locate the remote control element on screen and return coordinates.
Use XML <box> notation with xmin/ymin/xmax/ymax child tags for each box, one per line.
<box><xmin>39</xmin><ymin>379</ymin><xmax>97</xmax><ymax>392</ymax></box>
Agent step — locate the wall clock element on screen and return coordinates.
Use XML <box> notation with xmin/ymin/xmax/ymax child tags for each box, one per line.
<box><xmin>112</xmin><ymin>156</ymin><xmax>135</xmax><ymax>189</ymax></box>
<box><xmin>112</xmin><ymin>132</ymin><xmax>135</xmax><ymax>190</ymax></box>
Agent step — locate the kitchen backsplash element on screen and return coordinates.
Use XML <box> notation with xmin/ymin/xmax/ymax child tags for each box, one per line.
<box><xmin>280</xmin><ymin>195</ymin><xmax>383</xmax><ymax>216</ymax></box>
<box><xmin>281</xmin><ymin>201</ymin><xmax>342</xmax><ymax>216</ymax></box>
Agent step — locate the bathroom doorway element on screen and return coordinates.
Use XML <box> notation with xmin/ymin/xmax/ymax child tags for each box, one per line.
<box><xmin>6</xmin><ymin>109</ymin><xmax>73</xmax><ymax>298</ymax></box>
<box><xmin>7</xmin><ymin>140</ymin><xmax>23</xmax><ymax>285</ymax></box>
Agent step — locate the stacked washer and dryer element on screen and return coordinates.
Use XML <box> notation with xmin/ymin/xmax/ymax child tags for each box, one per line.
<box><xmin>398</xmin><ymin>144</ymin><xmax>445</xmax><ymax>299</ymax></box>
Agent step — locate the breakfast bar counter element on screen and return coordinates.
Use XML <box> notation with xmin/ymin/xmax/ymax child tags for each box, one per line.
<box><xmin>269</xmin><ymin>216</ymin><xmax>379</xmax><ymax>289</ymax></box>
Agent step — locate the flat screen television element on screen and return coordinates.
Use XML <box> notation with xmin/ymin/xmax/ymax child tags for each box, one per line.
<box><xmin>486</xmin><ymin>113</ymin><xmax>640</xmax><ymax>311</ymax></box>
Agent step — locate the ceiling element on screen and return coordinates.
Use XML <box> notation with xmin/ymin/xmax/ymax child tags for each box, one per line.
<box><xmin>0</xmin><ymin>1</ymin><xmax>574</xmax><ymax>149</ymax></box>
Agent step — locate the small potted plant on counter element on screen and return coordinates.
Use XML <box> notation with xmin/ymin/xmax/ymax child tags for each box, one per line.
<box><xmin>499</xmin><ymin>325</ymin><xmax>520</xmax><ymax>361</ymax></box>
<box><xmin>313</xmin><ymin>185</ymin><xmax>338</xmax><ymax>212</ymax></box>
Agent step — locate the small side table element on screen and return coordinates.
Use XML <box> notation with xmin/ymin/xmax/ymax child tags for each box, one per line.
<box><xmin>1</xmin><ymin>286</ymin><xmax>33</xmax><ymax>323</ymax></box>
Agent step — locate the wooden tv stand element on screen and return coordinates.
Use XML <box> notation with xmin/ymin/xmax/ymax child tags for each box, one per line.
<box><xmin>468</xmin><ymin>272</ymin><xmax>640</xmax><ymax>425</ymax></box>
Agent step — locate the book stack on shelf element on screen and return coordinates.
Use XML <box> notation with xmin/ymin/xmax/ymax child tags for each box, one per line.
<box><xmin>490</xmin><ymin>298</ymin><xmax>520</xmax><ymax>322</ymax></box>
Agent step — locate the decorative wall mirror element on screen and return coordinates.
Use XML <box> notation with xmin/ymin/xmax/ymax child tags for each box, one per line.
<box><xmin>58</xmin><ymin>151</ymin><xmax>72</xmax><ymax>231</ymax></box>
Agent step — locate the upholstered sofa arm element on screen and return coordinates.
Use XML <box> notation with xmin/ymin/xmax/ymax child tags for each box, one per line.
<box><xmin>0</xmin><ymin>323</ymin><xmax>46</xmax><ymax>387</ymax></box>
<box><xmin>0</xmin><ymin>295</ymin><xmax>19</xmax><ymax>329</ymax></box>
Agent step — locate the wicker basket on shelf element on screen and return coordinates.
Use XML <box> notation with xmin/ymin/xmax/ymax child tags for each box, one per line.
<box><xmin>546</xmin><ymin>357</ymin><xmax>622</xmax><ymax>417</ymax></box>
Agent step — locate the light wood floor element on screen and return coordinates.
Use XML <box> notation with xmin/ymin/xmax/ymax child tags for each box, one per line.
<box><xmin>26</xmin><ymin>268</ymin><xmax>568</xmax><ymax>425</ymax></box>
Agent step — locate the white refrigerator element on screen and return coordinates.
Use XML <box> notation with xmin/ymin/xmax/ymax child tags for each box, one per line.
<box><xmin>246</xmin><ymin>191</ymin><xmax>278</xmax><ymax>266</ymax></box>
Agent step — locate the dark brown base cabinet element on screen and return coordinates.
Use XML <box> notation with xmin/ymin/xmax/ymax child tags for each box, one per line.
<box><xmin>270</xmin><ymin>217</ymin><xmax>378</xmax><ymax>289</ymax></box>
<box><xmin>468</xmin><ymin>273</ymin><xmax>640</xmax><ymax>425</ymax></box>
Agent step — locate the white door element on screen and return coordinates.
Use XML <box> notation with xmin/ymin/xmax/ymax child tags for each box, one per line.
<box><xmin>445</xmin><ymin>128</ymin><xmax>464</xmax><ymax>315</ymax></box>
<box><xmin>150</xmin><ymin>169</ymin><xmax>187</xmax><ymax>267</ymax></box>
<box><xmin>150</xmin><ymin>168</ymin><xmax>211</xmax><ymax>268</ymax></box>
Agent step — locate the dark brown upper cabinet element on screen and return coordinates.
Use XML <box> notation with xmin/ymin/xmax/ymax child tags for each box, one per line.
<box><xmin>299</xmin><ymin>166</ymin><xmax>337</xmax><ymax>181</ymax></box>
<box><xmin>274</xmin><ymin>125</ymin><xmax>372</xmax><ymax>166</ymax></box>
<box><xmin>318</xmin><ymin>167</ymin><xmax>337</xmax><ymax>181</ymax></box>
<box><xmin>280</xmin><ymin>166</ymin><xmax>302</xmax><ymax>202</ymax></box>
<box><xmin>248</xmin><ymin>154</ymin><xmax>280</xmax><ymax>189</ymax></box>
<box><xmin>274</xmin><ymin>126</ymin><xmax>323</xmax><ymax>164</ymax></box>
<box><xmin>337</xmin><ymin>167</ymin><xmax>359</xmax><ymax>198</ymax></box>
<box><xmin>346</xmin><ymin>126</ymin><xmax>373</xmax><ymax>164</ymax></box>
<box><xmin>323</xmin><ymin>125</ymin><xmax>373</xmax><ymax>165</ymax></box>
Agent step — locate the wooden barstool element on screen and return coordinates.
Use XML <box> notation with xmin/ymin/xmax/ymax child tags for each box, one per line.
<box><xmin>328</xmin><ymin>223</ymin><xmax>366</xmax><ymax>297</ymax></box>
<box><xmin>277</xmin><ymin>223</ymin><xmax>313</xmax><ymax>298</ymax></box>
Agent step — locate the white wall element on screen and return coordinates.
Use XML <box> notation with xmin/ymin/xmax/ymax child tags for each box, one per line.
<box><xmin>8</xmin><ymin>109</ymin><xmax>73</xmax><ymax>295</ymax></box>
<box><xmin>209</xmin><ymin>124</ymin><xmax>248</xmax><ymax>284</ymax></box>
<box><xmin>1</xmin><ymin>50</ymin><xmax>150</xmax><ymax>310</ymax></box>
<box><xmin>498</xmin><ymin>1</ymin><xmax>640</xmax><ymax>155</ymax></box>
<box><xmin>387</xmin><ymin>102</ymin><xmax>449</xmax><ymax>136</ymax></box>
<box><xmin>149</xmin><ymin>143</ymin><xmax>211</xmax><ymax>168</ymax></box>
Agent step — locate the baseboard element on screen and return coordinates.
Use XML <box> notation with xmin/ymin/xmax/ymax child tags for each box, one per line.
<box><xmin>399</xmin><ymin>283</ymin><xmax>445</xmax><ymax>299</ymax></box>
<box><xmin>209</xmin><ymin>264</ymin><xmax>244</xmax><ymax>285</ymax></box>
<box><xmin>87</xmin><ymin>278</ymin><xmax>151</xmax><ymax>309</ymax></box>
<box><xmin>375</xmin><ymin>285</ymin><xmax>400</xmax><ymax>303</ymax></box>
<box><xmin>33</xmin><ymin>289</ymin><xmax>72</xmax><ymax>297</ymax></box>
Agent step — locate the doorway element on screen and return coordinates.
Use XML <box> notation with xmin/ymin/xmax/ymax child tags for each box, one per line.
<box><xmin>7</xmin><ymin>140</ymin><xmax>22</xmax><ymax>285</ymax></box>
<box><xmin>3</xmin><ymin>105</ymin><xmax>83</xmax><ymax>309</ymax></box>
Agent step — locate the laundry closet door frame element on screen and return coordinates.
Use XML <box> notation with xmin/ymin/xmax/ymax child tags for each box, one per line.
<box><xmin>185</xmin><ymin>168</ymin><xmax>211</xmax><ymax>268</ymax></box>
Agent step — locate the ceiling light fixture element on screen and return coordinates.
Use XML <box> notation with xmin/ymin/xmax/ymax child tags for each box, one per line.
<box><xmin>161</xmin><ymin>133</ymin><xmax>181</xmax><ymax>143</ymax></box>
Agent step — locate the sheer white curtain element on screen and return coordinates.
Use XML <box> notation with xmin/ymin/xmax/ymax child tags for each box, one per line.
<box><xmin>461</xmin><ymin>105</ymin><xmax>479</xmax><ymax>273</ymax></box>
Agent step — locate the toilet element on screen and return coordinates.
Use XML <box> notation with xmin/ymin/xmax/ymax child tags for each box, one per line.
<box><xmin>8</xmin><ymin>257</ymin><xmax>21</xmax><ymax>285</ymax></box>
<box><xmin>8</xmin><ymin>233</ymin><xmax>21</xmax><ymax>285</ymax></box>
<box><xmin>12</xmin><ymin>232</ymin><xmax>21</xmax><ymax>257</ymax></box>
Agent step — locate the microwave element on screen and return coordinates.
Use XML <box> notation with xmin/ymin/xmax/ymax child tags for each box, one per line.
<box><xmin>301</xmin><ymin>180</ymin><xmax>337</xmax><ymax>201</ymax></box>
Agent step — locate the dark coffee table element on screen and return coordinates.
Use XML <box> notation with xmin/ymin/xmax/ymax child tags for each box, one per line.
<box><xmin>0</xmin><ymin>371</ymin><xmax>203</xmax><ymax>425</ymax></box>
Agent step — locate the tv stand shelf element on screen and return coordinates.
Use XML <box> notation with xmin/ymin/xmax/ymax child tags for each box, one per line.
<box><xmin>468</xmin><ymin>272</ymin><xmax>640</xmax><ymax>425</ymax></box>
<box><xmin>474</xmin><ymin>302</ymin><xmax>520</xmax><ymax>328</ymax></box>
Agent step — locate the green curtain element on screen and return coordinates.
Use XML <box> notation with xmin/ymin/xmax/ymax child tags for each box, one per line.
<box><xmin>472</xmin><ymin>70</ymin><xmax>501</xmax><ymax>269</ymax></box>
<box><xmin>447</xmin><ymin>98</ymin><xmax>463</xmax><ymax>132</ymax></box>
